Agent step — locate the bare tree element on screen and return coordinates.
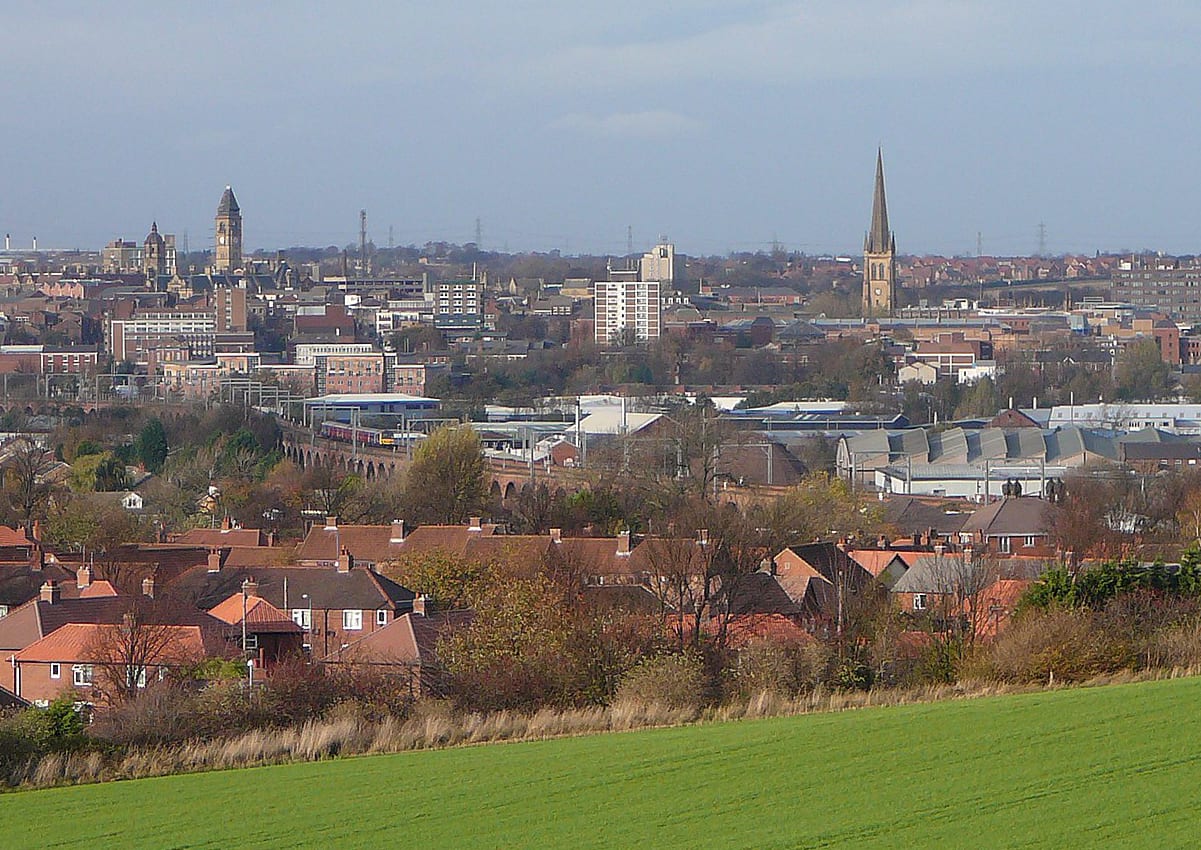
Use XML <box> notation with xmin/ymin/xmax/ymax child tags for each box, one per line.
<box><xmin>1</xmin><ymin>436</ymin><xmax>59</xmax><ymax>531</ymax></box>
<box><xmin>85</xmin><ymin>598</ymin><xmax>208</xmax><ymax>704</ymax></box>
<box><xmin>921</xmin><ymin>548</ymin><xmax>996</xmax><ymax>646</ymax></box>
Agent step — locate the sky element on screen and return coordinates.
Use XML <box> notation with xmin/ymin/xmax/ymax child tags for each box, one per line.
<box><xmin>2</xmin><ymin>1</ymin><xmax>1201</xmax><ymax>258</ymax></box>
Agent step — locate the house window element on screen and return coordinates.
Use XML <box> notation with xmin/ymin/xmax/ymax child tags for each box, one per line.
<box><xmin>50</xmin><ymin>662</ymin><xmax>61</xmax><ymax>679</ymax></box>
<box><xmin>0</xmin><ymin>605</ymin><xmax>8</xmax><ymax>619</ymax></box>
<box><xmin>291</xmin><ymin>608</ymin><xmax>311</xmax><ymax>630</ymax></box>
<box><xmin>998</xmin><ymin>537</ymin><xmax>1012</xmax><ymax>553</ymax></box>
<box><xmin>376</xmin><ymin>609</ymin><xmax>388</xmax><ymax>626</ymax></box>
<box><xmin>1025</xmin><ymin>536</ymin><xmax>1037</xmax><ymax>548</ymax></box>
<box><xmin>343</xmin><ymin>609</ymin><xmax>363</xmax><ymax>631</ymax></box>
<box><xmin>73</xmin><ymin>664</ymin><xmax>93</xmax><ymax>687</ymax></box>
<box><xmin>913</xmin><ymin>594</ymin><xmax>927</xmax><ymax>611</ymax></box>
<box><xmin>126</xmin><ymin>666</ymin><xmax>147</xmax><ymax>690</ymax></box>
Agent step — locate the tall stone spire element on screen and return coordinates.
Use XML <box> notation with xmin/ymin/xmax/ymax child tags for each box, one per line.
<box><xmin>865</xmin><ymin>148</ymin><xmax>893</xmax><ymax>254</ymax></box>
<box><xmin>862</xmin><ymin>149</ymin><xmax>897</xmax><ymax>317</ymax></box>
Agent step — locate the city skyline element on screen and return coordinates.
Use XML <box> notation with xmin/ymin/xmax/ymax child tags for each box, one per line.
<box><xmin>3</xmin><ymin>3</ymin><xmax>1201</xmax><ymax>257</ymax></box>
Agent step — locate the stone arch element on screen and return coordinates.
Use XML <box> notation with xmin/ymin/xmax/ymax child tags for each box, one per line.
<box><xmin>490</xmin><ymin>480</ymin><xmax>502</xmax><ymax>500</ymax></box>
<box><xmin>503</xmin><ymin>481</ymin><xmax>517</xmax><ymax>502</ymax></box>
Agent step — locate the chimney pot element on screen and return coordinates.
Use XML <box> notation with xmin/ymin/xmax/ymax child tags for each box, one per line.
<box><xmin>39</xmin><ymin>580</ymin><xmax>60</xmax><ymax>604</ymax></box>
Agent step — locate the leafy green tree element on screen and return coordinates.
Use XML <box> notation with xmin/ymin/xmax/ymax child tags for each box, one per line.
<box><xmin>136</xmin><ymin>418</ymin><xmax>169</xmax><ymax>473</ymax></box>
<box><xmin>1115</xmin><ymin>338</ymin><xmax>1171</xmax><ymax>401</ymax></box>
<box><xmin>402</xmin><ymin>426</ymin><xmax>487</xmax><ymax>524</ymax></box>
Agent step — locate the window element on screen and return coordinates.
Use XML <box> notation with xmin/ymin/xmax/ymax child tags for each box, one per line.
<box><xmin>126</xmin><ymin>666</ymin><xmax>147</xmax><ymax>690</ymax></box>
<box><xmin>291</xmin><ymin>608</ymin><xmax>311</xmax><ymax>630</ymax></box>
<box><xmin>50</xmin><ymin>662</ymin><xmax>61</xmax><ymax>679</ymax></box>
<box><xmin>343</xmin><ymin>609</ymin><xmax>363</xmax><ymax>631</ymax></box>
<box><xmin>913</xmin><ymin>594</ymin><xmax>927</xmax><ymax>611</ymax></box>
<box><xmin>73</xmin><ymin>665</ymin><xmax>93</xmax><ymax>687</ymax></box>
<box><xmin>376</xmin><ymin>609</ymin><xmax>388</xmax><ymax>626</ymax></box>
<box><xmin>1025</xmin><ymin>536</ymin><xmax>1037</xmax><ymax>548</ymax></box>
<box><xmin>0</xmin><ymin>605</ymin><xmax>8</xmax><ymax>619</ymax></box>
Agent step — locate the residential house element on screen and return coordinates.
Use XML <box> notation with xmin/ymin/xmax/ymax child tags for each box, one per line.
<box><xmin>321</xmin><ymin>606</ymin><xmax>473</xmax><ymax>697</ymax></box>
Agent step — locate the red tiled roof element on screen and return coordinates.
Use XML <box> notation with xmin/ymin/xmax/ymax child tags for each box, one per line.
<box><xmin>208</xmin><ymin>594</ymin><xmax>302</xmax><ymax>633</ymax></box>
<box><xmin>14</xmin><ymin>623</ymin><xmax>211</xmax><ymax>663</ymax></box>
<box><xmin>79</xmin><ymin>581</ymin><xmax>118</xmax><ymax>598</ymax></box>
<box><xmin>0</xmin><ymin>527</ymin><xmax>32</xmax><ymax>548</ymax></box>
<box><xmin>176</xmin><ymin>528</ymin><xmax>266</xmax><ymax>547</ymax></box>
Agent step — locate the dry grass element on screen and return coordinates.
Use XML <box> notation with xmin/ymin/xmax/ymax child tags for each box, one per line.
<box><xmin>9</xmin><ymin>665</ymin><xmax>1201</xmax><ymax>793</ymax></box>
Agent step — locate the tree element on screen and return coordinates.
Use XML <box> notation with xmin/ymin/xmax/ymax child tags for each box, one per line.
<box><xmin>2</xmin><ymin>437</ymin><xmax>59</xmax><ymax>531</ymax></box>
<box><xmin>1115</xmin><ymin>338</ymin><xmax>1171</xmax><ymax>401</ymax></box>
<box><xmin>136</xmin><ymin>418</ymin><xmax>169</xmax><ymax>474</ymax></box>
<box><xmin>68</xmin><ymin>451</ymin><xmax>128</xmax><ymax>492</ymax></box>
<box><xmin>385</xmin><ymin>550</ymin><xmax>490</xmax><ymax>611</ymax></box>
<box><xmin>85</xmin><ymin>599</ymin><xmax>209</xmax><ymax>705</ymax></box>
<box><xmin>403</xmin><ymin>426</ymin><xmax>487</xmax><ymax>524</ymax></box>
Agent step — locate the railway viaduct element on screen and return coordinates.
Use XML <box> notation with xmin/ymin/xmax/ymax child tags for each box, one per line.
<box><xmin>279</xmin><ymin>425</ymin><xmax>588</xmax><ymax>505</ymax></box>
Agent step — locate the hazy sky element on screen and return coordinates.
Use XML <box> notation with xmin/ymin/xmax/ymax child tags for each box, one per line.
<box><xmin>3</xmin><ymin>1</ymin><xmax>1201</xmax><ymax>257</ymax></box>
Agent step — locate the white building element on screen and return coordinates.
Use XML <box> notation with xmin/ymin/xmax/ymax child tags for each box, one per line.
<box><xmin>294</xmin><ymin>342</ymin><xmax>376</xmax><ymax>367</ymax></box>
<box><xmin>593</xmin><ymin>280</ymin><xmax>661</xmax><ymax>344</ymax></box>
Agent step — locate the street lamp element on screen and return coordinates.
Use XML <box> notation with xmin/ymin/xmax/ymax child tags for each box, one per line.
<box><xmin>301</xmin><ymin>593</ymin><xmax>312</xmax><ymax>650</ymax></box>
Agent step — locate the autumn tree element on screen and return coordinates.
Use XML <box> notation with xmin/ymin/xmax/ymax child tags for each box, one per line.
<box><xmin>385</xmin><ymin>550</ymin><xmax>490</xmax><ymax>611</ymax></box>
<box><xmin>85</xmin><ymin>599</ymin><xmax>209</xmax><ymax>705</ymax></box>
<box><xmin>402</xmin><ymin>426</ymin><xmax>487</xmax><ymax>524</ymax></box>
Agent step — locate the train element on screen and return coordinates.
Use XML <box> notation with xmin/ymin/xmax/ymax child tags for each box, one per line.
<box><xmin>318</xmin><ymin>421</ymin><xmax>424</xmax><ymax>447</ymax></box>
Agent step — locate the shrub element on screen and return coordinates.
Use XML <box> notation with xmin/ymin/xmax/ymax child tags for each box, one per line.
<box><xmin>614</xmin><ymin>652</ymin><xmax>708</xmax><ymax>710</ymax></box>
<box><xmin>987</xmin><ymin>608</ymin><xmax>1132</xmax><ymax>683</ymax></box>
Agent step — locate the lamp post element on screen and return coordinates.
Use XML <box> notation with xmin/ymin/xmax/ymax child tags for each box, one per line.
<box><xmin>301</xmin><ymin>593</ymin><xmax>312</xmax><ymax>650</ymax></box>
<box><xmin>241</xmin><ymin>578</ymin><xmax>253</xmax><ymax>688</ymax></box>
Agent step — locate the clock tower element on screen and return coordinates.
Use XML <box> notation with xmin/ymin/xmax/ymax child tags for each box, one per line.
<box><xmin>214</xmin><ymin>185</ymin><xmax>242</xmax><ymax>273</ymax></box>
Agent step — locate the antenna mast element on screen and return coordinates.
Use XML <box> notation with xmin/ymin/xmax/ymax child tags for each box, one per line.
<box><xmin>359</xmin><ymin>209</ymin><xmax>368</xmax><ymax>278</ymax></box>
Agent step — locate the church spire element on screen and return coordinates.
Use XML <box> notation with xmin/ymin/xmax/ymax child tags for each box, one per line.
<box><xmin>865</xmin><ymin>148</ymin><xmax>892</xmax><ymax>253</ymax></box>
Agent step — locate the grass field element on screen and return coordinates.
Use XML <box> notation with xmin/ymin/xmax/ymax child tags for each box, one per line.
<box><xmin>3</xmin><ymin>677</ymin><xmax>1201</xmax><ymax>849</ymax></box>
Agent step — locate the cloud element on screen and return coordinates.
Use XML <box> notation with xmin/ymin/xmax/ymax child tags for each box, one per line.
<box><xmin>550</xmin><ymin>110</ymin><xmax>703</xmax><ymax>138</ymax></box>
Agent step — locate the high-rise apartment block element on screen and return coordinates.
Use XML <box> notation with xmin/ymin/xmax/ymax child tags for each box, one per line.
<box><xmin>593</xmin><ymin>279</ymin><xmax>661</xmax><ymax>344</ymax></box>
<box><xmin>1112</xmin><ymin>258</ymin><xmax>1201</xmax><ymax>323</ymax></box>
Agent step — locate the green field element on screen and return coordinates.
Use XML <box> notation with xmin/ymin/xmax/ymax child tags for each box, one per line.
<box><xmin>3</xmin><ymin>677</ymin><xmax>1201</xmax><ymax>848</ymax></box>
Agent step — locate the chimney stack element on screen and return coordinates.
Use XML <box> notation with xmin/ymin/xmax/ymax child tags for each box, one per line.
<box><xmin>40</xmin><ymin>581</ymin><xmax>60</xmax><ymax>604</ymax></box>
<box><xmin>207</xmin><ymin>548</ymin><xmax>222</xmax><ymax>572</ymax></box>
<box><xmin>468</xmin><ymin>516</ymin><xmax>482</xmax><ymax>531</ymax></box>
<box><xmin>390</xmin><ymin>519</ymin><xmax>406</xmax><ymax>543</ymax></box>
<box><xmin>617</xmin><ymin>529</ymin><xmax>631</xmax><ymax>556</ymax></box>
<box><xmin>549</xmin><ymin>528</ymin><xmax>562</xmax><ymax>544</ymax></box>
<box><xmin>934</xmin><ymin>543</ymin><xmax>947</xmax><ymax>558</ymax></box>
<box><xmin>32</xmin><ymin>519</ymin><xmax>42</xmax><ymax>542</ymax></box>
<box><xmin>142</xmin><ymin>576</ymin><xmax>155</xmax><ymax>598</ymax></box>
<box><xmin>325</xmin><ymin>516</ymin><xmax>338</xmax><ymax>529</ymax></box>
<box><xmin>77</xmin><ymin>565</ymin><xmax>92</xmax><ymax>589</ymax></box>
<box><xmin>243</xmin><ymin>577</ymin><xmax>259</xmax><ymax>597</ymax></box>
<box><xmin>337</xmin><ymin>547</ymin><xmax>354</xmax><ymax>573</ymax></box>
<box><xmin>222</xmin><ymin>515</ymin><xmax>232</xmax><ymax>531</ymax></box>
<box><xmin>412</xmin><ymin>594</ymin><xmax>427</xmax><ymax>616</ymax></box>
<box><xmin>697</xmin><ymin>529</ymin><xmax>709</xmax><ymax>546</ymax></box>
